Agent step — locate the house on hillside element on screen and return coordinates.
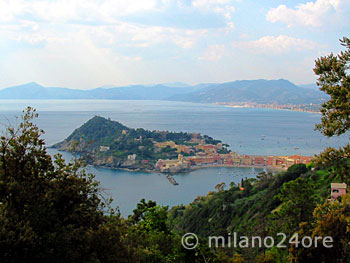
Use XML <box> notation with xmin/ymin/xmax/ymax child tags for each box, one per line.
<box><xmin>331</xmin><ymin>183</ymin><xmax>347</xmax><ymax>200</ymax></box>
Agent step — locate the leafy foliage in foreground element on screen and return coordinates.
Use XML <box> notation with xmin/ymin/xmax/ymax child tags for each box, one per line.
<box><xmin>169</xmin><ymin>165</ymin><xmax>308</xmax><ymax>237</ymax></box>
<box><xmin>0</xmin><ymin>108</ymin><xmax>219</xmax><ymax>263</ymax></box>
<box><xmin>0</xmin><ymin>108</ymin><xmax>133</xmax><ymax>262</ymax></box>
<box><xmin>313</xmin><ymin>36</ymin><xmax>350</xmax><ymax>185</ymax></box>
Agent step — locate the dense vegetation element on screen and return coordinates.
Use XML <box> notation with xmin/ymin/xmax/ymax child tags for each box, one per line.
<box><xmin>168</xmin><ymin>164</ymin><xmax>334</xmax><ymax>261</ymax></box>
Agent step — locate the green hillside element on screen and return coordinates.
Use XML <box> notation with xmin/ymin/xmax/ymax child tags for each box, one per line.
<box><xmin>53</xmin><ymin>116</ymin><xmax>226</xmax><ymax>171</ymax></box>
<box><xmin>168</xmin><ymin>163</ymin><xmax>339</xmax><ymax>261</ymax></box>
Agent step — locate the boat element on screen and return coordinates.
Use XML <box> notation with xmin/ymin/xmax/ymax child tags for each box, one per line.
<box><xmin>166</xmin><ymin>175</ymin><xmax>179</xmax><ymax>185</ymax></box>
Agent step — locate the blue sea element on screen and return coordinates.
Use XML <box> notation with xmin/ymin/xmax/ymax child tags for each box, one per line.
<box><xmin>0</xmin><ymin>100</ymin><xmax>348</xmax><ymax>216</ymax></box>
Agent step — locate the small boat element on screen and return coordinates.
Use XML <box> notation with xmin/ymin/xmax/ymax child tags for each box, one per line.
<box><xmin>166</xmin><ymin>175</ymin><xmax>179</xmax><ymax>185</ymax></box>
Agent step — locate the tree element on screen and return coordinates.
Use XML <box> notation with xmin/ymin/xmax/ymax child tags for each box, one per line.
<box><xmin>290</xmin><ymin>194</ymin><xmax>350</xmax><ymax>263</ymax></box>
<box><xmin>0</xmin><ymin>107</ymin><xmax>134</xmax><ymax>262</ymax></box>
<box><xmin>314</xmin><ymin>144</ymin><xmax>350</xmax><ymax>184</ymax></box>
<box><xmin>289</xmin><ymin>37</ymin><xmax>350</xmax><ymax>263</ymax></box>
<box><xmin>127</xmin><ymin>201</ymin><xmax>219</xmax><ymax>263</ymax></box>
<box><xmin>314</xmin><ymin>36</ymin><xmax>350</xmax><ymax>137</ymax></box>
<box><xmin>269</xmin><ymin>178</ymin><xmax>317</xmax><ymax>237</ymax></box>
<box><xmin>313</xmin><ymin>37</ymin><xmax>350</xmax><ymax>183</ymax></box>
<box><xmin>129</xmin><ymin>198</ymin><xmax>157</xmax><ymax>224</ymax></box>
<box><xmin>215</xmin><ymin>182</ymin><xmax>226</xmax><ymax>192</ymax></box>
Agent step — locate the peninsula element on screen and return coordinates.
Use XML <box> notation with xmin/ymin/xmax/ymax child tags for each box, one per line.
<box><xmin>53</xmin><ymin>116</ymin><xmax>313</xmax><ymax>173</ymax></box>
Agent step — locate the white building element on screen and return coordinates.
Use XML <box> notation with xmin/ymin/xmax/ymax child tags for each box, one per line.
<box><xmin>127</xmin><ymin>154</ymin><xmax>137</xmax><ymax>161</ymax></box>
<box><xmin>100</xmin><ymin>146</ymin><xmax>110</xmax><ymax>152</ymax></box>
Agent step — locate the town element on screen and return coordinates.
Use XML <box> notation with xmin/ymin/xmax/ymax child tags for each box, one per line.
<box><xmin>154</xmin><ymin>140</ymin><xmax>313</xmax><ymax>173</ymax></box>
<box><xmin>216</xmin><ymin>102</ymin><xmax>321</xmax><ymax>113</ymax></box>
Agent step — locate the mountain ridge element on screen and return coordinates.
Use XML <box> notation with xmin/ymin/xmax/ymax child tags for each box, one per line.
<box><xmin>167</xmin><ymin>79</ymin><xmax>327</xmax><ymax>104</ymax></box>
<box><xmin>0</xmin><ymin>79</ymin><xmax>327</xmax><ymax>105</ymax></box>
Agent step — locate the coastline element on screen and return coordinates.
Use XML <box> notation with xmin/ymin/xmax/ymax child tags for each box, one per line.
<box><xmin>88</xmin><ymin>162</ymin><xmax>285</xmax><ymax>174</ymax></box>
<box><xmin>190</xmin><ymin>164</ymin><xmax>285</xmax><ymax>172</ymax></box>
<box><xmin>217</xmin><ymin>103</ymin><xmax>321</xmax><ymax>114</ymax></box>
<box><xmin>51</xmin><ymin>149</ymin><xmax>290</xmax><ymax>175</ymax></box>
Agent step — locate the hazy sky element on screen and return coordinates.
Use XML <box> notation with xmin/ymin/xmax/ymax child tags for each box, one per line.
<box><xmin>0</xmin><ymin>0</ymin><xmax>349</xmax><ymax>89</ymax></box>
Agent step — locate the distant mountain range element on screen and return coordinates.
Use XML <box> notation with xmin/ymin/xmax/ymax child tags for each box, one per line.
<box><xmin>0</xmin><ymin>82</ymin><xmax>202</xmax><ymax>100</ymax></box>
<box><xmin>0</xmin><ymin>79</ymin><xmax>327</xmax><ymax>105</ymax></box>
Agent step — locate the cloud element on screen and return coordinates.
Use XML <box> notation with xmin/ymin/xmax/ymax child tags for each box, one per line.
<box><xmin>0</xmin><ymin>0</ymin><xmax>225</xmax><ymax>50</ymax></box>
<box><xmin>266</xmin><ymin>0</ymin><xmax>350</xmax><ymax>27</ymax></box>
<box><xmin>232</xmin><ymin>35</ymin><xmax>317</xmax><ymax>55</ymax></box>
<box><xmin>1</xmin><ymin>15</ymin><xmax>208</xmax><ymax>51</ymax></box>
<box><xmin>191</xmin><ymin>0</ymin><xmax>236</xmax><ymax>24</ymax></box>
<box><xmin>0</xmin><ymin>0</ymin><xmax>161</xmax><ymax>23</ymax></box>
<box><xmin>123</xmin><ymin>24</ymin><xmax>208</xmax><ymax>49</ymax></box>
<box><xmin>192</xmin><ymin>0</ymin><xmax>231</xmax><ymax>8</ymax></box>
<box><xmin>199</xmin><ymin>44</ymin><xmax>226</xmax><ymax>61</ymax></box>
<box><xmin>0</xmin><ymin>0</ymin><xmax>236</xmax><ymax>28</ymax></box>
<box><xmin>96</xmin><ymin>22</ymin><xmax>208</xmax><ymax>49</ymax></box>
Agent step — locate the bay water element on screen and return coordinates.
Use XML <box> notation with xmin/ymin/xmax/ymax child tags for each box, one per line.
<box><xmin>0</xmin><ymin>100</ymin><xmax>347</xmax><ymax>216</ymax></box>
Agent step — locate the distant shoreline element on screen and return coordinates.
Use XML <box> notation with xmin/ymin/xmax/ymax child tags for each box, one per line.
<box><xmin>0</xmin><ymin>98</ymin><xmax>321</xmax><ymax>114</ymax></box>
<box><xmin>218</xmin><ymin>103</ymin><xmax>320</xmax><ymax>114</ymax></box>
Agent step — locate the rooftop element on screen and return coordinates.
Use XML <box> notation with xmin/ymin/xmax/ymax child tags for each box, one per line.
<box><xmin>331</xmin><ymin>183</ymin><xmax>347</xmax><ymax>189</ymax></box>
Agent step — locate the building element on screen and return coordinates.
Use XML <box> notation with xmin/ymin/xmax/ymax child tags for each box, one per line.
<box><xmin>241</xmin><ymin>155</ymin><xmax>253</xmax><ymax>165</ymax></box>
<box><xmin>127</xmin><ymin>154</ymin><xmax>136</xmax><ymax>161</ymax></box>
<box><xmin>222</xmin><ymin>154</ymin><xmax>233</xmax><ymax>165</ymax></box>
<box><xmin>254</xmin><ymin>156</ymin><xmax>265</xmax><ymax>166</ymax></box>
<box><xmin>189</xmin><ymin>133</ymin><xmax>204</xmax><ymax>144</ymax></box>
<box><xmin>288</xmin><ymin>155</ymin><xmax>313</xmax><ymax>165</ymax></box>
<box><xmin>155</xmin><ymin>159</ymin><xmax>164</xmax><ymax>169</ymax></box>
<box><xmin>154</xmin><ymin>141</ymin><xmax>176</xmax><ymax>149</ymax></box>
<box><xmin>177</xmin><ymin>145</ymin><xmax>194</xmax><ymax>154</ymax></box>
<box><xmin>99</xmin><ymin>146</ymin><xmax>110</xmax><ymax>152</ymax></box>
<box><xmin>331</xmin><ymin>183</ymin><xmax>347</xmax><ymax>200</ymax></box>
<box><xmin>155</xmin><ymin>154</ymin><xmax>190</xmax><ymax>173</ymax></box>
<box><xmin>230</xmin><ymin>152</ymin><xmax>241</xmax><ymax>165</ymax></box>
<box><xmin>266</xmin><ymin>156</ymin><xmax>277</xmax><ymax>167</ymax></box>
<box><xmin>186</xmin><ymin>154</ymin><xmax>221</xmax><ymax>165</ymax></box>
<box><xmin>195</xmin><ymin>144</ymin><xmax>204</xmax><ymax>151</ymax></box>
<box><xmin>275</xmin><ymin>158</ymin><xmax>286</xmax><ymax>167</ymax></box>
<box><xmin>195</xmin><ymin>144</ymin><xmax>218</xmax><ymax>154</ymax></box>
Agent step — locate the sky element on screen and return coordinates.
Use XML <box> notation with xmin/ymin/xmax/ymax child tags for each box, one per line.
<box><xmin>0</xmin><ymin>0</ymin><xmax>349</xmax><ymax>90</ymax></box>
